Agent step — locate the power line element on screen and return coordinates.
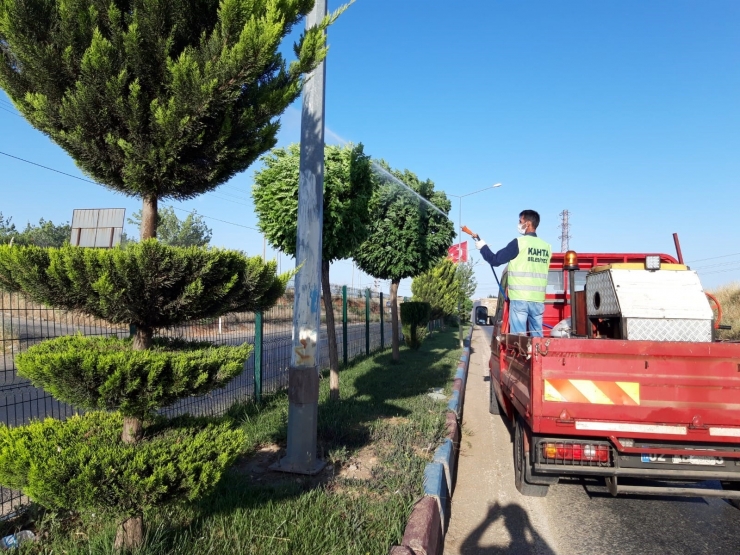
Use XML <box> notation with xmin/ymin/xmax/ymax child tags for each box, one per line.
<box><xmin>0</xmin><ymin>150</ymin><xmax>97</xmax><ymax>183</ymax></box>
<box><xmin>168</xmin><ymin>206</ymin><xmax>261</xmax><ymax>232</ymax></box>
<box><xmin>213</xmin><ymin>189</ymin><xmax>252</xmax><ymax>203</ymax></box>
<box><xmin>221</xmin><ymin>183</ymin><xmax>252</xmax><ymax>196</ymax></box>
<box><xmin>688</xmin><ymin>252</ymin><xmax>740</xmax><ymax>264</ymax></box>
<box><xmin>699</xmin><ymin>266</ymin><xmax>740</xmax><ymax>276</ymax></box>
<box><xmin>0</xmin><ymin>148</ymin><xmax>261</xmax><ymax>233</ymax></box>
<box><xmin>0</xmin><ymin>106</ymin><xmax>21</xmax><ymax>118</ymax></box>
<box><xmin>208</xmin><ymin>193</ymin><xmax>252</xmax><ymax>208</ymax></box>
<box><xmin>693</xmin><ymin>259</ymin><xmax>740</xmax><ymax>271</ymax></box>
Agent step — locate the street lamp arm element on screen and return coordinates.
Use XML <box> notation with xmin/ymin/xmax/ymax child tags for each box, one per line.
<box><xmin>461</xmin><ymin>186</ymin><xmax>494</xmax><ymax>198</ymax></box>
<box><xmin>448</xmin><ymin>183</ymin><xmax>502</xmax><ymax>200</ymax></box>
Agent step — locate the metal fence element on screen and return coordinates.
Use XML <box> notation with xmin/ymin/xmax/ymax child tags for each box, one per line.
<box><xmin>0</xmin><ymin>286</ymin><xmax>442</xmax><ymax>512</ymax></box>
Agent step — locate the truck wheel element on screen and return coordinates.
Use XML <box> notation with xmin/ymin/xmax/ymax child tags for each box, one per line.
<box><xmin>514</xmin><ymin>418</ymin><xmax>549</xmax><ymax>497</ymax></box>
<box><xmin>489</xmin><ymin>380</ymin><xmax>500</xmax><ymax>415</ymax></box>
<box><xmin>720</xmin><ymin>481</ymin><xmax>740</xmax><ymax>509</ymax></box>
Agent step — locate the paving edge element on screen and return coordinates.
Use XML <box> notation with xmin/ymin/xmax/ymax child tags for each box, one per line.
<box><xmin>389</xmin><ymin>325</ymin><xmax>474</xmax><ymax>555</ymax></box>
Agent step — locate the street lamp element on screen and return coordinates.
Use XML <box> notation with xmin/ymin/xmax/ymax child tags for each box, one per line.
<box><xmin>448</xmin><ymin>183</ymin><xmax>502</xmax><ymax>348</ymax></box>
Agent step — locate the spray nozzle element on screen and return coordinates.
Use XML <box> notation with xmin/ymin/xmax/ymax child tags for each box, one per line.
<box><xmin>461</xmin><ymin>225</ymin><xmax>480</xmax><ymax>241</ymax></box>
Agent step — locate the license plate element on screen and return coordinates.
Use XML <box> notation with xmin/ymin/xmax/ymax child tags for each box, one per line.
<box><xmin>641</xmin><ymin>454</ymin><xmax>724</xmax><ymax>466</ymax></box>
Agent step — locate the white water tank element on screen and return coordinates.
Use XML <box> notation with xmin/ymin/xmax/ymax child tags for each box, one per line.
<box><xmin>585</xmin><ymin>264</ymin><xmax>713</xmax><ymax>342</ymax></box>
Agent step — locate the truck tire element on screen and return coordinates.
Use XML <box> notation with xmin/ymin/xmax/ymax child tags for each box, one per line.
<box><xmin>488</xmin><ymin>380</ymin><xmax>500</xmax><ymax>415</ymax></box>
<box><xmin>514</xmin><ymin>418</ymin><xmax>549</xmax><ymax>497</ymax></box>
<box><xmin>720</xmin><ymin>481</ymin><xmax>740</xmax><ymax>509</ymax></box>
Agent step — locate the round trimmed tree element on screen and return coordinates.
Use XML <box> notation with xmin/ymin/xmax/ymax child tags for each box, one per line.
<box><xmin>353</xmin><ymin>163</ymin><xmax>455</xmax><ymax>361</ymax></box>
<box><xmin>252</xmin><ymin>143</ymin><xmax>374</xmax><ymax>400</ymax></box>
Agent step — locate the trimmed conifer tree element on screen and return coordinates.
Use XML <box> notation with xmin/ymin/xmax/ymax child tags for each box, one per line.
<box><xmin>0</xmin><ymin>0</ymin><xmax>347</xmax><ymax>547</ymax></box>
<box><xmin>411</xmin><ymin>258</ymin><xmax>460</xmax><ymax>321</ymax></box>
<box><xmin>252</xmin><ymin>143</ymin><xmax>374</xmax><ymax>400</ymax></box>
<box><xmin>0</xmin><ymin>0</ymin><xmax>343</xmax><ymax>242</ymax></box>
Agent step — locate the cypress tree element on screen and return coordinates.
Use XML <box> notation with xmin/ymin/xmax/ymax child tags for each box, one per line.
<box><xmin>0</xmin><ymin>0</ymin><xmax>341</xmax><ymax>241</ymax></box>
<box><xmin>411</xmin><ymin>258</ymin><xmax>460</xmax><ymax>321</ymax></box>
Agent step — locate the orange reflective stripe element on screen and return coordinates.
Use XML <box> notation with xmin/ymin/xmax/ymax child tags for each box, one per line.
<box><xmin>544</xmin><ymin>379</ymin><xmax>591</xmax><ymax>404</ymax></box>
<box><xmin>544</xmin><ymin>379</ymin><xmax>640</xmax><ymax>406</ymax></box>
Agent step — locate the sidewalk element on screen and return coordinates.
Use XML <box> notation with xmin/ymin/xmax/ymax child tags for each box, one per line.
<box><xmin>443</xmin><ymin>326</ymin><xmax>556</xmax><ymax>555</ymax></box>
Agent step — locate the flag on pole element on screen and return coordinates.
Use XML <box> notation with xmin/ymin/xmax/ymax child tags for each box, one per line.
<box><xmin>447</xmin><ymin>241</ymin><xmax>468</xmax><ymax>263</ymax></box>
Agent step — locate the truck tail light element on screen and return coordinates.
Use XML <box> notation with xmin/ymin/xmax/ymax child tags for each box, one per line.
<box><xmin>542</xmin><ymin>442</ymin><xmax>610</xmax><ymax>463</ymax></box>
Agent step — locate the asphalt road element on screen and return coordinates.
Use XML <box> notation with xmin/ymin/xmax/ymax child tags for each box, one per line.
<box><xmin>444</xmin><ymin>327</ymin><xmax>740</xmax><ymax>555</ymax></box>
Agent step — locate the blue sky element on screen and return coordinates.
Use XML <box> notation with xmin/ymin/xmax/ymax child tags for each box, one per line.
<box><xmin>1</xmin><ymin>0</ymin><xmax>739</xmax><ymax>298</ymax></box>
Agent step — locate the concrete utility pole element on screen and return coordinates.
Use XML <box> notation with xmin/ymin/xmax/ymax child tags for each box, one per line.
<box><xmin>271</xmin><ymin>0</ymin><xmax>327</xmax><ymax>475</ymax></box>
<box><xmin>559</xmin><ymin>210</ymin><xmax>571</xmax><ymax>252</ymax></box>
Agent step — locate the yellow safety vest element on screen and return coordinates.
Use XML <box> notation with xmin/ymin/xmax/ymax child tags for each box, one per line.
<box><xmin>507</xmin><ymin>235</ymin><xmax>552</xmax><ymax>302</ymax></box>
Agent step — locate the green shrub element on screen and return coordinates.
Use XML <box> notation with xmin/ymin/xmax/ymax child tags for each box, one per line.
<box><xmin>0</xmin><ymin>412</ymin><xmax>246</xmax><ymax>517</ymax></box>
<box><xmin>400</xmin><ymin>302</ymin><xmax>431</xmax><ymax>350</ymax></box>
<box><xmin>402</xmin><ymin>322</ymin><xmax>429</xmax><ymax>350</ymax></box>
<box><xmin>400</xmin><ymin>302</ymin><xmax>431</xmax><ymax>327</ymax></box>
<box><xmin>0</xmin><ymin>241</ymin><xmax>290</xmax><ymax>329</ymax></box>
<box><xmin>15</xmin><ymin>336</ymin><xmax>251</xmax><ymax>419</ymax></box>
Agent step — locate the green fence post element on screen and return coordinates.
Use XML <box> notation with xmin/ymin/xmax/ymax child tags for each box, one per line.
<box><xmin>254</xmin><ymin>310</ymin><xmax>263</xmax><ymax>402</ymax></box>
<box><xmin>380</xmin><ymin>292</ymin><xmax>384</xmax><ymax>350</ymax></box>
<box><xmin>342</xmin><ymin>286</ymin><xmax>348</xmax><ymax>366</ymax></box>
<box><xmin>365</xmin><ymin>288</ymin><xmax>370</xmax><ymax>356</ymax></box>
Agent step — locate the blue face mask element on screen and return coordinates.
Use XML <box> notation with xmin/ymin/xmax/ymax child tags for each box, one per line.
<box><xmin>518</xmin><ymin>223</ymin><xmax>528</xmax><ymax>235</ymax></box>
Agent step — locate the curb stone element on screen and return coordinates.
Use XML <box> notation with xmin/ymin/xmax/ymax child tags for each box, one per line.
<box><xmin>423</xmin><ymin>462</ymin><xmax>449</xmax><ymax>532</ymax></box>
<box><xmin>445</xmin><ymin>412</ymin><xmax>460</xmax><ymax>448</ymax></box>
<box><xmin>447</xmin><ymin>389</ymin><xmax>461</xmax><ymax>417</ymax></box>
<box><xmin>400</xmin><ymin>497</ymin><xmax>442</xmax><ymax>555</ymax></box>
<box><xmin>389</xmin><ymin>326</ymin><xmax>474</xmax><ymax>555</ymax></box>
<box><xmin>432</xmin><ymin>439</ymin><xmax>455</xmax><ymax>506</ymax></box>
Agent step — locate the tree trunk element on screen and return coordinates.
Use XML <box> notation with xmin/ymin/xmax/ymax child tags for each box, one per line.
<box><xmin>322</xmin><ymin>260</ymin><xmax>340</xmax><ymax>401</ymax></box>
<box><xmin>114</xmin><ymin>515</ymin><xmax>144</xmax><ymax>551</ymax></box>
<box><xmin>122</xmin><ymin>416</ymin><xmax>143</xmax><ymax>444</ymax></box>
<box><xmin>133</xmin><ymin>327</ymin><xmax>153</xmax><ymax>350</ymax></box>
<box><xmin>391</xmin><ymin>279</ymin><xmax>400</xmax><ymax>362</ymax></box>
<box><xmin>124</xmin><ymin>327</ymin><xmax>150</xmax><ymax>443</ymax></box>
<box><xmin>140</xmin><ymin>195</ymin><xmax>158</xmax><ymax>240</ymax></box>
<box><xmin>120</xmin><ymin>303</ymin><xmax>152</xmax><ymax>548</ymax></box>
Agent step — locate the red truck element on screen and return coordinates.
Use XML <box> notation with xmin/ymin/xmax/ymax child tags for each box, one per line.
<box><xmin>484</xmin><ymin>251</ymin><xmax>740</xmax><ymax>505</ymax></box>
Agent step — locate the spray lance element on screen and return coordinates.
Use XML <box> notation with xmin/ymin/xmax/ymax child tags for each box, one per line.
<box><xmin>461</xmin><ymin>225</ymin><xmax>507</xmax><ymax>300</ymax></box>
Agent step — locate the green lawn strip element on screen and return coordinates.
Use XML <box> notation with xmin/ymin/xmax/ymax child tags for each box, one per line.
<box><xmin>22</xmin><ymin>329</ymin><xmax>461</xmax><ymax>554</ymax></box>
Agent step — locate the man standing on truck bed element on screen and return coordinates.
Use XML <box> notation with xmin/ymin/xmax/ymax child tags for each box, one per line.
<box><xmin>475</xmin><ymin>210</ymin><xmax>552</xmax><ymax>336</ymax></box>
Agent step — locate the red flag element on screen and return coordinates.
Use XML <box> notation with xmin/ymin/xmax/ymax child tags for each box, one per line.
<box><xmin>447</xmin><ymin>241</ymin><xmax>468</xmax><ymax>263</ymax></box>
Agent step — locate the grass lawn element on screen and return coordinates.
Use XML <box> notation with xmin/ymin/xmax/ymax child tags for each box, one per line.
<box><xmin>15</xmin><ymin>328</ymin><xmax>462</xmax><ymax>554</ymax></box>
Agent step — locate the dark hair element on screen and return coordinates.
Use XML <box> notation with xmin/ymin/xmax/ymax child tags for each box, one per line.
<box><xmin>519</xmin><ymin>210</ymin><xmax>540</xmax><ymax>229</ymax></box>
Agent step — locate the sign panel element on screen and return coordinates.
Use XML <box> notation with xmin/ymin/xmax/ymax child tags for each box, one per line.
<box><xmin>70</xmin><ymin>209</ymin><xmax>126</xmax><ymax>248</ymax></box>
